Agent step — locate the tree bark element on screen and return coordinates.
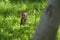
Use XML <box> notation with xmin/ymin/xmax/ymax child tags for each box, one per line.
<box><xmin>32</xmin><ymin>0</ymin><xmax>60</xmax><ymax>40</ymax></box>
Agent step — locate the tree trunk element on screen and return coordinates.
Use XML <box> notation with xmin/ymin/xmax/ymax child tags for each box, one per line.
<box><xmin>32</xmin><ymin>0</ymin><xmax>60</xmax><ymax>40</ymax></box>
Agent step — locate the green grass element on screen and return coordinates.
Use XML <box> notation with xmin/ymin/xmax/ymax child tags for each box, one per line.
<box><xmin>0</xmin><ymin>0</ymin><xmax>60</xmax><ymax>40</ymax></box>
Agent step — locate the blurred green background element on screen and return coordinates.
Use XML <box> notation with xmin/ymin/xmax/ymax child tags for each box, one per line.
<box><xmin>0</xmin><ymin>0</ymin><xmax>60</xmax><ymax>40</ymax></box>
